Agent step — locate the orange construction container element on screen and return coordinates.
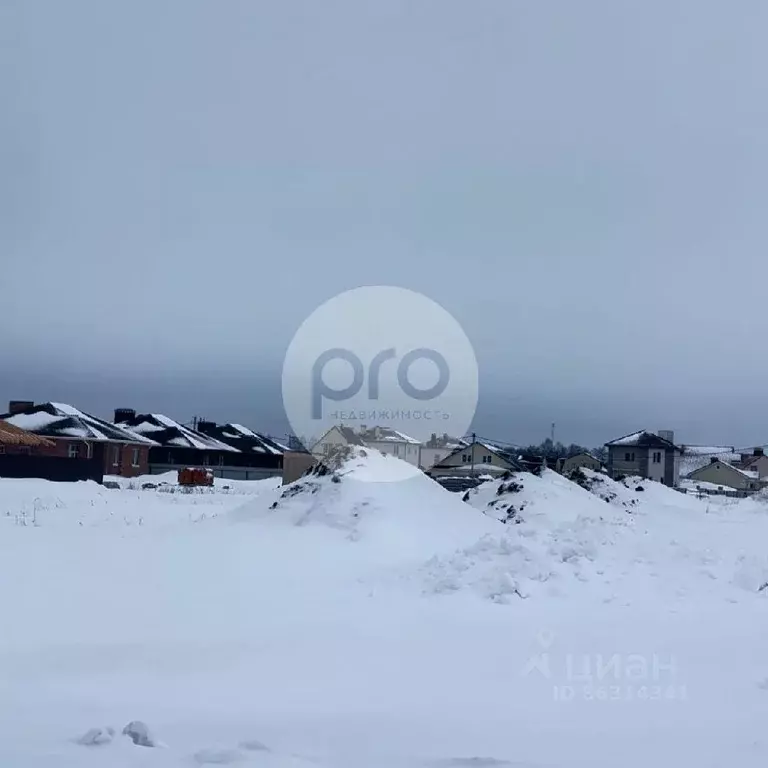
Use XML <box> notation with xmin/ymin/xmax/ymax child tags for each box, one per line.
<box><xmin>178</xmin><ymin>467</ymin><xmax>214</xmax><ymax>487</ymax></box>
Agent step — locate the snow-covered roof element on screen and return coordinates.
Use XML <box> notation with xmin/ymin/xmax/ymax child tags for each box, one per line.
<box><xmin>115</xmin><ymin>414</ymin><xmax>239</xmax><ymax>452</ymax></box>
<box><xmin>606</xmin><ymin>430</ymin><xmax>679</xmax><ymax>450</ymax></box>
<box><xmin>205</xmin><ymin>423</ymin><xmax>287</xmax><ymax>455</ymax></box>
<box><xmin>4</xmin><ymin>403</ymin><xmax>156</xmax><ymax>445</ymax></box>
<box><xmin>360</xmin><ymin>427</ymin><xmax>421</xmax><ymax>444</ymax></box>
<box><xmin>606</xmin><ymin>430</ymin><xmax>646</xmax><ymax>447</ymax></box>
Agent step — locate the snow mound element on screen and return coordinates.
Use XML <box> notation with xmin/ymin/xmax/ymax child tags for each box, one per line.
<box><xmin>229</xmin><ymin>447</ymin><xmax>501</xmax><ymax>562</ymax></box>
<box><xmin>425</xmin><ymin>468</ymin><xmax>768</xmax><ymax>602</ymax></box>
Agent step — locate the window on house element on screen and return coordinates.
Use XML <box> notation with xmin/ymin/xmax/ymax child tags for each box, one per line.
<box><xmin>0</xmin><ymin>445</ymin><xmax>5</xmax><ymax>455</ymax></box>
<box><xmin>131</xmin><ymin>448</ymin><xmax>140</xmax><ymax>467</ymax></box>
<box><xmin>652</xmin><ymin>451</ymin><xmax>662</xmax><ymax>464</ymax></box>
<box><xmin>68</xmin><ymin>443</ymin><xmax>80</xmax><ymax>459</ymax></box>
<box><xmin>202</xmin><ymin>454</ymin><xmax>210</xmax><ymax>466</ymax></box>
<box><xmin>462</xmin><ymin>454</ymin><xmax>469</xmax><ymax>463</ymax></box>
<box><xmin>168</xmin><ymin>452</ymin><xmax>174</xmax><ymax>464</ymax></box>
<box><xmin>624</xmin><ymin>452</ymin><xmax>635</xmax><ymax>462</ymax></box>
<box><xmin>393</xmin><ymin>445</ymin><xmax>401</xmax><ymax>456</ymax></box>
<box><xmin>112</xmin><ymin>446</ymin><xmax>120</xmax><ymax>466</ymax></box>
<box><xmin>483</xmin><ymin>455</ymin><xmax>492</xmax><ymax>464</ymax></box>
<box><xmin>218</xmin><ymin>455</ymin><xmax>224</xmax><ymax>466</ymax></box>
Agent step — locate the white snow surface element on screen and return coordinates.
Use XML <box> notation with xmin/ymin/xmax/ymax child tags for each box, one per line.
<box><xmin>3</xmin><ymin>450</ymin><xmax>768</xmax><ymax>767</ymax></box>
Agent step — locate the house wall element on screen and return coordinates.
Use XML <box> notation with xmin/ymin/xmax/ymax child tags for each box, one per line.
<box><xmin>24</xmin><ymin>438</ymin><xmax>149</xmax><ymax>479</ymax></box>
<box><xmin>689</xmin><ymin>461</ymin><xmax>758</xmax><ymax>491</ymax></box>
<box><xmin>666</xmin><ymin>450</ymin><xmax>680</xmax><ymax>486</ymax></box>
<box><xmin>367</xmin><ymin>439</ymin><xmax>420</xmax><ymax>466</ymax></box>
<box><xmin>647</xmin><ymin>448</ymin><xmax>666</xmax><ymax>483</ymax></box>
<box><xmin>104</xmin><ymin>443</ymin><xmax>151</xmax><ymax>478</ymax></box>
<box><xmin>311</xmin><ymin>428</ymin><xmax>349</xmax><ymax>458</ymax></box>
<box><xmin>420</xmin><ymin>445</ymin><xmax>459</xmax><ymax>470</ymax></box>
<box><xmin>607</xmin><ymin>446</ymin><xmax>643</xmax><ymax>478</ymax></box>
<box><xmin>430</xmin><ymin>444</ymin><xmax>513</xmax><ymax>476</ymax></box>
<box><xmin>562</xmin><ymin>454</ymin><xmax>602</xmax><ymax>473</ymax></box>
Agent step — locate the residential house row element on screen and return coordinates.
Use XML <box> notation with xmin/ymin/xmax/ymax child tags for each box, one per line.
<box><xmin>0</xmin><ymin>400</ymin><xmax>294</xmax><ymax>483</ymax></box>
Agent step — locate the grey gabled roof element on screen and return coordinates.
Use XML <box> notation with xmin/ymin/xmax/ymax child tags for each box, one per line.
<box><xmin>605</xmin><ymin>430</ymin><xmax>679</xmax><ymax>451</ymax></box>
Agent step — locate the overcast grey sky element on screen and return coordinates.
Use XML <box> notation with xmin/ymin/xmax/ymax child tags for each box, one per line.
<box><xmin>2</xmin><ymin>1</ymin><xmax>767</xmax><ymax>447</ymax></box>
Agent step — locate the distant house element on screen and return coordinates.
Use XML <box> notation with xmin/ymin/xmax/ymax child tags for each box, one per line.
<box><xmin>0</xmin><ymin>401</ymin><xmax>154</xmax><ymax>477</ymax></box>
<box><xmin>311</xmin><ymin>425</ymin><xmax>366</xmax><ymax>460</ymax></box>
<box><xmin>679</xmin><ymin>445</ymin><xmax>743</xmax><ymax>478</ymax></box>
<box><xmin>358</xmin><ymin>425</ymin><xmax>421</xmax><ymax>466</ymax></box>
<box><xmin>686</xmin><ymin>458</ymin><xmax>762</xmax><ymax>492</ymax></box>
<box><xmin>679</xmin><ymin>445</ymin><xmax>768</xmax><ymax>492</ymax></box>
<box><xmin>311</xmin><ymin>425</ymin><xmax>422</xmax><ymax>467</ymax></box>
<box><xmin>605</xmin><ymin>430</ymin><xmax>681</xmax><ymax>486</ymax></box>
<box><xmin>561</xmin><ymin>452</ymin><xmax>603</xmax><ymax>474</ymax></box>
<box><xmin>738</xmin><ymin>448</ymin><xmax>768</xmax><ymax>480</ymax></box>
<box><xmin>113</xmin><ymin>410</ymin><xmax>267</xmax><ymax>479</ymax></box>
<box><xmin>427</xmin><ymin>439</ymin><xmax>523</xmax><ymax>478</ymax></box>
<box><xmin>195</xmin><ymin>421</ymin><xmax>285</xmax><ymax>479</ymax></box>
<box><xmin>419</xmin><ymin>433</ymin><xmax>469</xmax><ymax>471</ymax></box>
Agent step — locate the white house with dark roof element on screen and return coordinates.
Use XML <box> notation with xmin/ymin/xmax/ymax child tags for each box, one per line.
<box><xmin>605</xmin><ymin>430</ymin><xmax>681</xmax><ymax>486</ymax></box>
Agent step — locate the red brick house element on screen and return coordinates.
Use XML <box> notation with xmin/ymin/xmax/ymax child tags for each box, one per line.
<box><xmin>0</xmin><ymin>401</ymin><xmax>156</xmax><ymax>478</ymax></box>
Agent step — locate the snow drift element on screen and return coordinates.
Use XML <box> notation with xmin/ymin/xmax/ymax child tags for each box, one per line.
<box><xmin>4</xmin><ymin>449</ymin><xmax>768</xmax><ymax>766</ymax></box>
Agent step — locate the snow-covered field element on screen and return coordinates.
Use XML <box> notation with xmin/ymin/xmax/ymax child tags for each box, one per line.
<box><xmin>2</xmin><ymin>451</ymin><xmax>768</xmax><ymax>767</ymax></box>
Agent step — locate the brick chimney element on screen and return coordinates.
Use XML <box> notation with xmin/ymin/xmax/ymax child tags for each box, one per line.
<box><xmin>197</xmin><ymin>420</ymin><xmax>216</xmax><ymax>433</ymax></box>
<box><xmin>114</xmin><ymin>408</ymin><xmax>136</xmax><ymax>424</ymax></box>
<box><xmin>8</xmin><ymin>400</ymin><xmax>34</xmax><ymax>415</ymax></box>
